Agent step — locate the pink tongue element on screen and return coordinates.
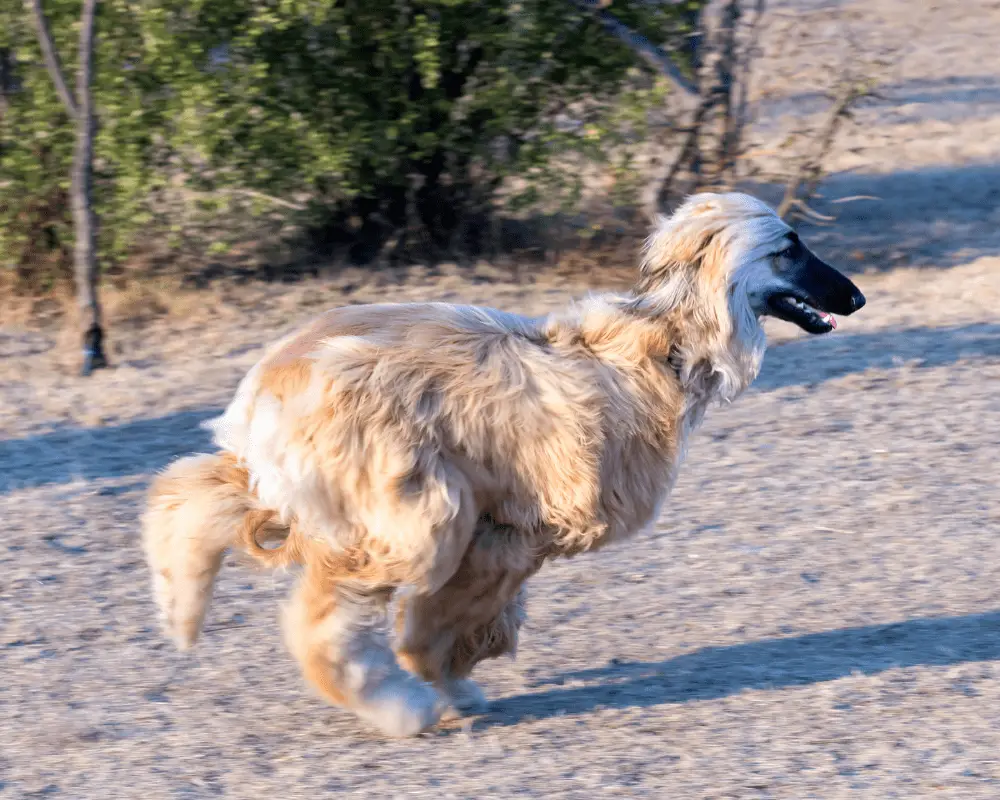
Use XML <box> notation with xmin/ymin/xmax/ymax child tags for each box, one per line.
<box><xmin>821</xmin><ymin>312</ymin><xmax>837</xmax><ymax>329</ymax></box>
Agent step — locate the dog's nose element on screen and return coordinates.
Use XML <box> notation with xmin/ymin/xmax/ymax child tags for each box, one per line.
<box><xmin>851</xmin><ymin>290</ymin><xmax>866</xmax><ymax>312</ymax></box>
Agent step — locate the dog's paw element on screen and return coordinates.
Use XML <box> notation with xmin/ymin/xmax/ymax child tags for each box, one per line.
<box><xmin>357</xmin><ymin>676</ymin><xmax>444</xmax><ymax>737</ymax></box>
<box><xmin>440</xmin><ymin>677</ymin><xmax>489</xmax><ymax>719</ymax></box>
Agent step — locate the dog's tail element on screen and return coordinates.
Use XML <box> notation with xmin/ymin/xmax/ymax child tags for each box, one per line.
<box><xmin>142</xmin><ymin>451</ymin><xmax>300</xmax><ymax>650</ymax></box>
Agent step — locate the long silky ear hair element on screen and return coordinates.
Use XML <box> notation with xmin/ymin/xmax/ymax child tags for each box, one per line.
<box><xmin>635</xmin><ymin>196</ymin><xmax>748</xmax><ymax>342</ymax></box>
<box><xmin>634</xmin><ymin>193</ymin><xmax>784</xmax><ymax>401</ymax></box>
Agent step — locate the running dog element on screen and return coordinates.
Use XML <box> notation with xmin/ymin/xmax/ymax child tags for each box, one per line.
<box><xmin>142</xmin><ymin>192</ymin><xmax>866</xmax><ymax>736</ymax></box>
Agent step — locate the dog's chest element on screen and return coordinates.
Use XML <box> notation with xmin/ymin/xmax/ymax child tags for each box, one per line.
<box><xmin>594</xmin><ymin>386</ymin><xmax>711</xmax><ymax>547</ymax></box>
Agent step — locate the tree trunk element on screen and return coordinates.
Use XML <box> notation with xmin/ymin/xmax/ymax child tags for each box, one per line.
<box><xmin>655</xmin><ymin>0</ymin><xmax>758</xmax><ymax>210</ymax></box>
<box><xmin>73</xmin><ymin>0</ymin><xmax>106</xmax><ymax>376</ymax></box>
<box><xmin>28</xmin><ymin>0</ymin><xmax>78</xmax><ymax>118</ymax></box>
<box><xmin>28</xmin><ymin>0</ymin><xmax>107</xmax><ymax>375</ymax></box>
<box><xmin>708</xmin><ymin>0</ymin><xmax>741</xmax><ymax>187</ymax></box>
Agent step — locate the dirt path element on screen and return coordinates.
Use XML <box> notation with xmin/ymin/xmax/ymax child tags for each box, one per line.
<box><xmin>4</xmin><ymin>1</ymin><xmax>1000</xmax><ymax>797</ymax></box>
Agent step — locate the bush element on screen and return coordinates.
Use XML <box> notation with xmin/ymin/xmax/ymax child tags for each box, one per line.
<box><xmin>1</xmin><ymin>0</ymin><xmax>704</xmax><ymax>279</ymax></box>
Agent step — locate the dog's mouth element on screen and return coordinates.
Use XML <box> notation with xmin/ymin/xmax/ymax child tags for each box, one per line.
<box><xmin>766</xmin><ymin>292</ymin><xmax>837</xmax><ymax>335</ymax></box>
<box><xmin>760</xmin><ymin>232</ymin><xmax>866</xmax><ymax>335</ymax></box>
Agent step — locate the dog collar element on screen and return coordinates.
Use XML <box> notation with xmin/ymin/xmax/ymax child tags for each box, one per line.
<box><xmin>664</xmin><ymin>345</ymin><xmax>685</xmax><ymax>381</ymax></box>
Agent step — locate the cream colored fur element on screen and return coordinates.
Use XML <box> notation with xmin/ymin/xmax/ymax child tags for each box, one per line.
<box><xmin>142</xmin><ymin>192</ymin><xmax>800</xmax><ymax>736</ymax></box>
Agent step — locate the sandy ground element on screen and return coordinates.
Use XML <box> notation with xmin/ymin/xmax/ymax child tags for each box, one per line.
<box><xmin>4</xmin><ymin>0</ymin><xmax>1000</xmax><ymax>797</ymax></box>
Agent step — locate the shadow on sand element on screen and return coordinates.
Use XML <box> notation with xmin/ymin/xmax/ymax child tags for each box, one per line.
<box><xmin>755</xmin><ymin>74</ymin><xmax>1000</xmax><ymax>128</ymax></box>
<box><xmin>744</xmin><ymin>161</ymin><xmax>1000</xmax><ymax>273</ymax></box>
<box><xmin>482</xmin><ymin>609</ymin><xmax>1000</xmax><ymax>727</ymax></box>
<box><xmin>752</xmin><ymin>321</ymin><xmax>1000</xmax><ymax>392</ymax></box>
<box><xmin>0</xmin><ymin>408</ymin><xmax>219</xmax><ymax>494</ymax></box>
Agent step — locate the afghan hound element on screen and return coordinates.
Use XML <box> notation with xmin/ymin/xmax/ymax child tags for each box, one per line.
<box><xmin>142</xmin><ymin>192</ymin><xmax>866</xmax><ymax>736</ymax></box>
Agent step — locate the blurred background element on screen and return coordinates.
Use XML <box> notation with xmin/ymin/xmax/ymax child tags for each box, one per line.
<box><xmin>2</xmin><ymin>0</ymin><xmax>1000</xmax><ymax>796</ymax></box>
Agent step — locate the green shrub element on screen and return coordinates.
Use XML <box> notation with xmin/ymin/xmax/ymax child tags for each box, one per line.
<box><xmin>0</xmin><ymin>0</ymin><xmax>704</xmax><ymax>279</ymax></box>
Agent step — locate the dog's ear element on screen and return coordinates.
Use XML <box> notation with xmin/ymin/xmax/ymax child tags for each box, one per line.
<box><xmin>638</xmin><ymin>214</ymin><xmax>727</xmax><ymax>298</ymax></box>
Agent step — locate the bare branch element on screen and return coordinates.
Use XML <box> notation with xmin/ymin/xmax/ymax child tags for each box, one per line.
<box><xmin>732</xmin><ymin>0</ymin><xmax>767</xmax><ymax>157</ymax></box>
<box><xmin>782</xmin><ymin>198</ymin><xmax>836</xmax><ymax>223</ymax></box>
<box><xmin>655</xmin><ymin>92</ymin><xmax>713</xmax><ymax>208</ymax></box>
<box><xmin>777</xmin><ymin>80</ymin><xmax>878</xmax><ymax>220</ymax></box>
<box><xmin>171</xmin><ymin>186</ymin><xmax>308</xmax><ymax>213</ymax></box>
<box><xmin>710</xmin><ymin>0</ymin><xmax>741</xmax><ymax>183</ymax></box>
<box><xmin>654</xmin><ymin>0</ymin><xmax>772</xmax><ymax>209</ymax></box>
<box><xmin>569</xmin><ymin>0</ymin><xmax>698</xmax><ymax>97</ymax></box>
<box><xmin>830</xmin><ymin>194</ymin><xmax>880</xmax><ymax>204</ymax></box>
<box><xmin>27</xmin><ymin>0</ymin><xmax>79</xmax><ymax>119</ymax></box>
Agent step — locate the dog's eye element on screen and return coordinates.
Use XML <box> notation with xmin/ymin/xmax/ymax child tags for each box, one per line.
<box><xmin>777</xmin><ymin>237</ymin><xmax>799</xmax><ymax>259</ymax></box>
<box><xmin>782</xmin><ymin>232</ymin><xmax>800</xmax><ymax>256</ymax></box>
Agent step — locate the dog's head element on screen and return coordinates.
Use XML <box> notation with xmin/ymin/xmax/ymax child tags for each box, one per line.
<box><xmin>639</xmin><ymin>192</ymin><xmax>866</xmax><ymax>339</ymax></box>
<box><xmin>634</xmin><ymin>192</ymin><xmax>866</xmax><ymax>400</ymax></box>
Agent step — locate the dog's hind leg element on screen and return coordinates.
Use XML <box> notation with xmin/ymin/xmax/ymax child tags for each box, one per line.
<box><xmin>395</xmin><ymin>522</ymin><xmax>539</xmax><ymax>716</ymax></box>
<box><xmin>281</xmin><ymin>552</ymin><xmax>445</xmax><ymax>737</ymax></box>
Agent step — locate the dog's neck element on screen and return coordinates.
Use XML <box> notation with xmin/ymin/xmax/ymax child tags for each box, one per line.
<box><xmin>543</xmin><ymin>291</ymin><xmax>765</xmax><ymax>407</ymax></box>
<box><xmin>623</xmin><ymin>292</ymin><xmax>766</xmax><ymax>406</ymax></box>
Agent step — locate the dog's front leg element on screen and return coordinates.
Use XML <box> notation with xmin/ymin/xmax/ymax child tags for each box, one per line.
<box><xmin>396</xmin><ymin>588</ymin><xmax>528</xmax><ymax>718</ymax></box>
<box><xmin>395</xmin><ymin>523</ymin><xmax>539</xmax><ymax>717</ymax></box>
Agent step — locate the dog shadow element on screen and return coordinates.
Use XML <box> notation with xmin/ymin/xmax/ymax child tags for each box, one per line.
<box><xmin>478</xmin><ymin>609</ymin><xmax>1000</xmax><ymax>728</ymax></box>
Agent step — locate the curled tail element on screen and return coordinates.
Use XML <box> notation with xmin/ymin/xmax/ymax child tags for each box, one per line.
<box><xmin>142</xmin><ymin>452</ymin><xmax>300</xmax><ymax>650</ymax></box>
